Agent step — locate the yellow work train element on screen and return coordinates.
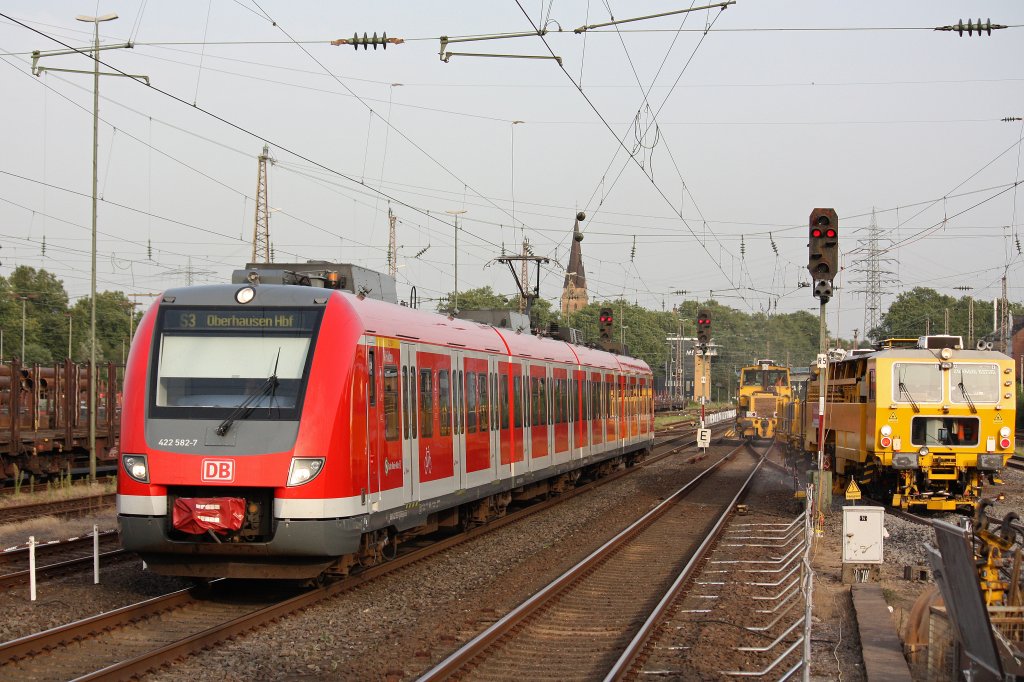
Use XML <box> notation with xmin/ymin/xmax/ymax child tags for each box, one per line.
<box><xmin>736</xmin><ymin>360</ymin><xmax>792</xmax><ymax>439</ymax></box>
<box><xmin>791</xmin><ymin>336</ymin><xmax>1015</xmax><ymax>511</ymax></box>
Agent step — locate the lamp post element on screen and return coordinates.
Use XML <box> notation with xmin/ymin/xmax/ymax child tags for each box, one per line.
<box><xmin>445</xmin><ymin>210</ymin><xmax>467</xmax><ymax>312</ymax></box>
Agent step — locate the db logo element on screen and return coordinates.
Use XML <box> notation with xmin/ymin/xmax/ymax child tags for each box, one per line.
<box><xmin>202</xmin><ymin>459</ymin><xmax>235</xmax><ymax>482</ymax></box>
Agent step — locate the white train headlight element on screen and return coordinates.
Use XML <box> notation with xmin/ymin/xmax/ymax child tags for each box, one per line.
<box><xmin>288</xmin><ymin>457</ymin><xmax>325</xmax><ymax>486</ymax></box>
<box><xmin>123</xmin><ymin>454</ymin><xmax>149</xmax><ymax>483</ymax></box>
<box><xmin>1000</xmin><ymin>427</ymin><xmax>1011</xmax><ymax>438</ymax></box>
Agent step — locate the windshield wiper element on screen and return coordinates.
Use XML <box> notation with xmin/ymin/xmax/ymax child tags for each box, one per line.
<box><xmin>958</xmin><ymin>372</ymin><xmax>977</xmax><ymax>414</ymax></box>
<box><xmin>216</xmin><ymin>350</ymin><xmax>281</xmax><ymax>436</ymax></box>
<box><xmin>898</xmin><ymin>381</ymin><xmax>920</xmax><ymax>413</ymax></box>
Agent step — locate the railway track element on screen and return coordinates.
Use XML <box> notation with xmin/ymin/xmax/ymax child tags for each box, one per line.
<box><xmin>0</xmin><ymin>492</ymin><xmax>116</xmax><ymax>525</ymax></box>
<box><xmin>0</xmin><ymin>425</ymin><xmax>727</xmax><ymax>679</ymax></box>
<box><xmin>419</xmin><ymin>442</ymin><xmax>765</xmax><ymax>681</ymax></box>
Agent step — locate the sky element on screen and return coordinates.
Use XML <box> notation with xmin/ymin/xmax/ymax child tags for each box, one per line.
<box><xmin>0</xmin><ymin>1</ymin><xmax>1022</xmax><ymax>341</ymax></box>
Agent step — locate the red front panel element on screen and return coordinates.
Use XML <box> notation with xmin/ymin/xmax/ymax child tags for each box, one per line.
<box><xmin>464</xmin><ymin>357</ymin><xmax>491</xmax><ymax>473</ymax></box>
<box><xmin>530</xmin><ymin>365</ymin><xmax>549</xmax><ymax>458</ymax></box>
<box><xmin>417</xmin><ymin>351</ymin><xmax>454</xmax><ymax>483</ymax></box>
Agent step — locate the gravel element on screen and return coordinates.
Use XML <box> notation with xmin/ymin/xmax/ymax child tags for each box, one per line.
<box><xmin>4</xmin><ymin>451</ymin><xmax>1021</xmax><ymax>681</ymax></box>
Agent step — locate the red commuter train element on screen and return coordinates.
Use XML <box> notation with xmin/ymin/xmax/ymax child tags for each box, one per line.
<box><xmin>117</xmin><ymin>268</ymin><xmax>654</xmax><ymax>579</ymax></box>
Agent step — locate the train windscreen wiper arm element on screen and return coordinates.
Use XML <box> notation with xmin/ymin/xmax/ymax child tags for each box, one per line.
<box><xmin>898</xmin><ymin>381</ymin><xmax>920</xmax><ymax>413</ymax></box>
<box><xmin>216</xmin><ymin>352</ymin><xmax>281</xmax><ymax>437</ymax></box>
<box><xmin>958</xmin><ymin>373</ymin><xmax>977</xmax><ymax>414</ymax></box>
<box><xmin>216</xmin><ymin>374</ymin><xmax>279</xmax><ymax>436</ymax></box>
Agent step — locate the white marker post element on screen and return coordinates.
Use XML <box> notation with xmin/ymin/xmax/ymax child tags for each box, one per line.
<box><xmin>28</xmin><ymin>535</ymin><xmax>36</xmax><ymax>602</ymax></box>
<box><xmin>93</xmin><ymin>524</ymin><xmax>100</xmax><ymax>584</ymax></box>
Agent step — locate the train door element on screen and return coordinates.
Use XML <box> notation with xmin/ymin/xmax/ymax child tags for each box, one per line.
<box><xmin>463</xmin><ymin>355</ymin><xmax>492</xmax><ymax>489</ymax></box>
<box><xmin>529</xmin><ymin>363</ymin><xmax>550</xmax><ymax>469</ymax></box>
<box><xmin>590</xmin><ymin>371</ymin><xmax>602</xmax><ymax>450</ymax></box>
<box><xmin>372</xmin><ymin>340</ymin><xmax>405</xmax><ymax>511</ymax></box>
<box><xmin>399</xmin><ymin>343</ymin><xmax>418</xmax><ymax>503</ymax></box>
<box><xmin>496</xmin><ymin>360</ymin><xmax>514</xmax><ymax>480</ymax></box>
<box><xmin>552</xmin><ymin>367</ymin><xmax>570</xmax><ymax>465</ymax></box>
<box><xmin>449</xmin><ymin>350</ymin><xmax>466</xmax><ymax>491</ymax></box>
<box><xmin>416</xmin><ymin>351</ymin><xmax>457</xmax><ymax>500</ymax></box>
<box><xmin>513</xmin><ymin>361</ymin><xmax>529</xmax><ymax>473</ymax></box>
<box><xmin>575</xmin><ymin>369</ymin><xmax>588</xmax><ymax>459</ymax></box>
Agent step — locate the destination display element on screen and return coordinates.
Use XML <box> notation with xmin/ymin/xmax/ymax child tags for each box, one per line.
<box><xmin>163</xmin><ymin>308</ymin><xmax>320</xmax><ymax>332</ymax></box>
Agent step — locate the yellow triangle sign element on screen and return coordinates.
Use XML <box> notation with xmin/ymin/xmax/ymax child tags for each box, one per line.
<box><xmin>845</xmin><ymin>479</ymin><xmax>862</xmax><ymax>500</ymax></box>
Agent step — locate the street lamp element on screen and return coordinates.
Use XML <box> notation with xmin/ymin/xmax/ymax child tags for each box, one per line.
<box><xmin>445</xmin><ymin>210</ymin><xmax>467</xmax><ymax>312</ymax></box>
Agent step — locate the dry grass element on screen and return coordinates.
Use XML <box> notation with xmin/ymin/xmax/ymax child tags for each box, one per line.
<box><xmin>0</xmin><ymin>511</ymin><xmax>117</xmax><ymax>549</ymax></box>
<box><xmin>0</xmin><ymin>477</ymin><xmax>116</xmax><ymax>511</ymax></box>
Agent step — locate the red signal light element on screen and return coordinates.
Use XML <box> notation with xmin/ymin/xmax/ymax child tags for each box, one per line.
<box><xmin>811</xmin><ymin>228</ymin><xmax>823</xmax><ymax>238</ymax></box>
<box><xmin>1000</xmin><ymin>437</ymin><xmax>1011</xmax><ymax>449</ymax></box>
<box><xmin>825</xmin><ymin>228</ymin><xmax>837</xmax><ymax>238</ymax></box>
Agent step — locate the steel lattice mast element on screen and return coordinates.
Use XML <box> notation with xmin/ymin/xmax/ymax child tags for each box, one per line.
<box><xmin>252</xmin><ymin>144</ymin><xmax>272</xmax><ymax>263</ymax></box>
<box><xmin>850</xmin><ymin>209</ymin><xmax>896</xmax><ymax>343</ymax></box>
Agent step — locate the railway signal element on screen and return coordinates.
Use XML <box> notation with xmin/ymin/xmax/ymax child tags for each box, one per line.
<box><xmin>599</xmin><ymin>307</ymin><xmax>614</xmax><ymax>343</ymax></box>
<box><xmin>808</xmin><ymin>208</ymin><xmax>839</xmax><ymax>303</ymax></box>
<box><xmin>696</xmin><ymin>310</ymin><xmax>711</xmax><ymax>348</ymax></box>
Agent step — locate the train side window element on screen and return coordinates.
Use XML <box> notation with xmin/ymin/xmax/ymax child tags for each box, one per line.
<box><xmin>478</xmin><ymin>372</ymin><xmax>489</xmax><ymax>432</ymax></box>
<box><xmin>383</xmin><ymin>364</ymin><xmax>399</xmax><ymax>441</ymax></box>
<box><xmin>419</xmin><ymin>368</ymin><xmax>433</xmax><ymax>439</ymax></box>
<box><xmin>402</xmin><ymin>366</ymin><xmax>409</xmax><ymax>439</ymax></box>
<box><xmin>457</xmin><ymin>370</ymin><xmax>464</xmax><ymax>435</ymax></box>
<box><xmin>530</xmin><ymin>377</ymin><xmax>539</xmax><ymax>426</ymax></box>
<box><xmin>500</xmin><ymin>375</ymin><xmax>510</xmax><ymax>429</ymax></box>
<box><xmin>868</xmin><ymin>369</ymin><xmax>876</xmax><ymax>401</ymax></box>
<box><xmin>410</xmin><ymin>366</ymin><xmax>417</xmax><ymax>439</ymax></box>
<box><xmin>467</xmin><ymin>371</ymin><xmax>478</xmax><ymax>433</ymax></box>
<box><xmin>513</xmin><ymin>375</ymin><xmax>523</xmax><ymax>427</ymax></box>
<box><xmin>491</xmin><ymin>373</ymin><xmax>498</xmax><ymax>431</ymax></box>
<box><xmin>368</xmin><ymin>349</ymin><xmax>376</xmax><ymax>407</ymax></box>
<box><xmin>439</xmin><ymin>370</ymin><xmax>451</xmax><ymax>437</ymax></box>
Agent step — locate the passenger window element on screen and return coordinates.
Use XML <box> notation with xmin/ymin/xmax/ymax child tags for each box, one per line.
<box><xmin>402</xmin><ymin>366</ymin><xmax>409</xmax><ymax>439</ymax></box>
<box><xmin>439</xmin><ymin>370</ymin><xmax>451</xmax><ymax>437</ymax></box>
<box><xmin>458</xmin><ymin>370</ymin><xmax>464</xmax><ymax>434</ymax></box>
<box><xmin>383</xmin><ymin>364</ymin><xmax>399</xmax><ymax>441</ymax></box>
<box><xmin>410</xmin><ymin>366</ymin><xmax>417</xmax><ymax>438</ymax></box>
<box><xmin>491</xmin><ymin>373</ymin><xmax>499</xmax><ymax>431</ymax></box>
<box><xmin>500</xmin><ymin>375</ymin><xmax>510</xmax><ymax>429</ymax></box>
<box><xmin>419</xmin><ymin>368</ymin><xmax>433</xmax><ymax>439</ymax></box>
<box><xmin>467</xmin><ymin>372</ymin><xmax>478</xmax><ymax>433</ymax></box>
<box><xmin>478</xmin><ymin>372</ymin><xmax>489</xmax><ymax>432</ymax></box>
<box><xmin>513</xmin><ymin>375</ymin><xmax>523</xmax><ymax>427</ymax></box>
<box><xmin>368</xmin><ymin>349</ymin><xmax>376</xmax><ymax>407</ymax></box>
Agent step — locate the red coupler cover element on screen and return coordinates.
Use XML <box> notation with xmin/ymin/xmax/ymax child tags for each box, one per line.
<box><xmin>172</xmin><ymin>497</ymin><xmax>245</xmax><ymax>535</ymax></box>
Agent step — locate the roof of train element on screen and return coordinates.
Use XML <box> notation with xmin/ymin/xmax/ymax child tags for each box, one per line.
<box><xmin>159</xmin><ymin>283</ymin><xmax>649</xmax><ymax>373</ymax></box>
<box><xmin>836</xmin><ymin>348</ymin><xmax>1012</xmax><ymax>362</ymax></box>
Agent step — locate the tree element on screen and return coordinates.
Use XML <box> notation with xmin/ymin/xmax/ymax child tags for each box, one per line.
<box><xmin>71</xmin><ymin>291</ymin><xmax>136</xmax><ymax>363</ymax></box>
<box><xmin>436</xmin><ymin>286</ymin><xmax>511</xmax><ymax>315</ymax></box>
<box><xmin>0</xmin><ymin>266</ymin><xmax>70</xmax><ymax>363</ymax></box>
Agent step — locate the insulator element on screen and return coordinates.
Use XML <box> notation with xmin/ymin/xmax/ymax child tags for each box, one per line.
<box><xmin>1016</xmin><ymin>234</ymin><xmax>1021</xmax><ymax>255</ymax></box>
<box><xmin>740</xmin><ymin>235</ymin><xmax>746</xmax><ymax>258</ymax></box>
<box><xmin>41</xmin><ymin>235</ymin><xmax>46</xmax><ymax>256</ymax></box>
<box><xmin>630</xmin><ymin>235</ymin><xmax>636</xmax><ymax>261</ymax></box>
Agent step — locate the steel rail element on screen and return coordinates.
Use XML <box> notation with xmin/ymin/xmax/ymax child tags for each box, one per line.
<box><xmin>2</xmin><ymin>425</ymin><xmax>722</xmax><ymax>678</ymax></box>
<box><xmin>605</xmin><ymin>443</ymin><xmax>767</xmax><ymax>681</ymax></box>
<box><xmin>1</xmin><ymin>492</ymin><xmax>116</xmax><ymax>524</ymax></box>
<box><xmin>417</xmin><ymin>441</ymin><xmax>759</xmax><ymax>681</ymax></box>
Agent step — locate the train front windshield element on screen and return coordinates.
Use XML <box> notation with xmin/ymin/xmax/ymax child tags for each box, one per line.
<box><xmin>742</xmin><ymin>370</ymin><xmax>788</xmax><ymax>388</ymax></box>
<box><xmin>149</xmin><ymin>307</ymin><xmax>322</xmax><ymax>420</ymax></box>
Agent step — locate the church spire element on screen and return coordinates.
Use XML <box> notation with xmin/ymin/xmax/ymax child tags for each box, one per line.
<box><xmin>561</xmin><ymin>211</ymin><xmax>589</xmax><ymax>317</ymax></box>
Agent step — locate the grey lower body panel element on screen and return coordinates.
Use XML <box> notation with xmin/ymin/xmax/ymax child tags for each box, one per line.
<box><xmin>120</xmin><ymin>439</ymin><xmax>651</xmax><ymax>578</ymax></box>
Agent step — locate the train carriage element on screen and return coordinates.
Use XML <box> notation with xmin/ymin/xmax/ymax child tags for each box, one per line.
<box><xmin>117</xmin><ymin>274</ymin><xmax>653</xmax><ymax>579</ymax></box>
<box><xmin>800</xmin><ymin>336</ymin><xmax>1015</xmax><ymax>511</ymax></box>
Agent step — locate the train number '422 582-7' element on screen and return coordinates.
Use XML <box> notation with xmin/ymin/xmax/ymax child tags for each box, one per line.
<box><xmin>157</xmin><ymin>438</ymin><xmax>199</xmax><ymax>448</ymax></box>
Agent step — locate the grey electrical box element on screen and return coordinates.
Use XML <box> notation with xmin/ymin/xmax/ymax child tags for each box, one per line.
<box><xmin>842</xmin><ymin>506</ymin><xmax>885</xmax><ymax>564</ymax></box>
